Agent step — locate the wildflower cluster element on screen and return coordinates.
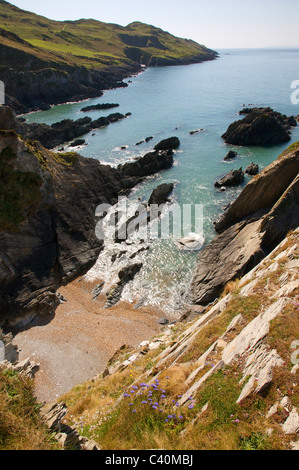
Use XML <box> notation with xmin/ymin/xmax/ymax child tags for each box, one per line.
<box><xmin>122</xmin><ymin>378</ymin><xmax>196</xmax><ymax>427</ymax></box>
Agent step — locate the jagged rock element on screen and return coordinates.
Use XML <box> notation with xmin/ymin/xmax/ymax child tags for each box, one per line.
<box><xmin>148</xmin><ymin>183</ymin><xmax>174</xmax><ymax>206</ymax></box>
<box><xmin>12</xmin><ymin>357</ymin><xmax>40</xmax><ymax>378</ymax></box>
<box><xmin>222</xmin><ymin>107</ymin><xmax>293</xmax><ymax>146</ymax></box>
<box><xmin>41</xmin><ymin>402</ymin><xmax>68</xmax><ymax>433</ymax></box>
<box><xmin>214</xmin><ymin>168</ymin><xmax>244</xmax><ymax>188</ymax></box>
<box><xmin>41</xmin><ymin>402</ymin><xmax>101</xmax><ymax>450</ymax></box>
<box><xmin>245</xmin><ymin>162</ymin><xmax>259</xmax><ymax>175</ymax></box>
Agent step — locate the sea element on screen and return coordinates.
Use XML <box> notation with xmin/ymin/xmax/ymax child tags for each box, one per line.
<box><xmin>24</xmin><ymin>48</ymin><xmax>299</xmax><ymax>317</ymax></box>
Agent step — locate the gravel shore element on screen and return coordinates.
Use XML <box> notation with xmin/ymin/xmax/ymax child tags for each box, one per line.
<box><xmin>13</xmin><ymin>278</ymin><xmax>163</xmax><ymax>404</ymax></box>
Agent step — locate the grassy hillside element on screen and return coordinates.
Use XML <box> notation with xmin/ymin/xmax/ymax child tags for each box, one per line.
<box><xmin>0</xmin><ymin>368</ymin><xmax>58</xmax><ymax>450</ymax></box>
<box><xmin>0</xmin><ymin>0</ymin><xmax>217</xmax><ymax>70</ymax></box>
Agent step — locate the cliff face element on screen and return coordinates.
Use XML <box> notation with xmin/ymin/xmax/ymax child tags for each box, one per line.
<box><xmin>0</xmin><ymin>130</ymin><xmax>123</xmax><ymax>325</ymax></box>
<box><xmin>190</xmin><ymin>143</ymin><xmax>299</xmax><ymax>305</ymax></box>
<box><xmin>1</xmin><ymin>63</ymin><xmax>133</xmax><ymax>115</ymax></box>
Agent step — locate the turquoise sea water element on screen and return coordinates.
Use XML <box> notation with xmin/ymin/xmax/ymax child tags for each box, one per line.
<box><xmin>25</xmin><ymin>49</ymin><xmax>299</xmax><ymax>315</ymax></box>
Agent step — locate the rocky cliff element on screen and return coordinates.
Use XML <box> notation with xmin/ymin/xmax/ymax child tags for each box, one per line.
<box><xmin>0</xmin><ymin>105</ymin><xmax>177</xmax><ymax>326</ymax></box>
<box><xmin>190</xmin><ymin>142</ymin><xmax>299</xmax><ymax>305</ymax></box>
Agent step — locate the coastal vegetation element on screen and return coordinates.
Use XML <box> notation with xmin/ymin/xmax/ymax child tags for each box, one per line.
<box><xmin>0</xmin><ymin>0</ymin><xmax>217</xmax><ymax>71</ymax></box>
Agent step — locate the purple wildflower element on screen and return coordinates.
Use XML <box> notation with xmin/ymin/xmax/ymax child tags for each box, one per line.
<box><xmin>188</xmin><ymin>404</ymin><xmax>194</xmax><ymax>410</ymax></box>
<box><xmin>141</xmin><ymin>401</ymin><xmax>147</xmax><ymax>404</ymax></box>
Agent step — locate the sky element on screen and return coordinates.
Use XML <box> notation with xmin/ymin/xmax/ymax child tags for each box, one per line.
<box><xmin>7</xmin><ymin>0</ymin><xmax>299</xmax><ymax>49</ymax></box>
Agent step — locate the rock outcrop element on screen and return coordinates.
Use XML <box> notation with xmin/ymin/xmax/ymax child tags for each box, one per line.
<box><xmin>81</xmin><ymin>103</ymin><xmax>120</xmax><ymax>112</ymax></box>
<box><xmin>148</xmin><ymin>183</ymin><xmax>174</xmax><ymax>206</ymax></box>
<box><xmin>154</xmin><ymin>136</ymin><xmax>180</xmax><ymax>151</ymax></box>
<box><xmin>245</xmin><ymin>162</ymin><xmax>259</xmax><ymax>175</ymax></box>
<box><xmin>120</xmin><ymin>149</ymin><xmax>174</xmax><ymax>178</ymax></box>
<box><xmin>191</xmin><ymin>142</ymin><xmax>299</xmax><ymax>305</ymax></box>
<box><xmin>15</xmin><ymin>112</ymin><xmax>130</xmax><ymax>149</ymax></box>
<box><xmin>41</xmin><ymin>402</ymin><xmax>101</xmax><ymax>450</ymax></box>
<box><xmin>222</xmin><ymin>107</ymin><xmax>296</xmax><ymax>146</ymax></box>
<box><xmin>214</xmin><ymin>168</ymin><xmax>244</xmax><ymax>188</ymax></box>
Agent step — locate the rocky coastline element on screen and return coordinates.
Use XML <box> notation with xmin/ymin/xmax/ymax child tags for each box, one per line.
<box><xmin>0</xmin><ymin>105</ymin><xmax>179</xmax><ymax>327</ymax></box>
<box><xmin>2</xmin><ymin>63</ymin><xmax>138</xmax><ymax>115</ymax></box>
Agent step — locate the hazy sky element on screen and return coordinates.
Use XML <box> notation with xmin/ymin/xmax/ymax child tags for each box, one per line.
<box><xmin>7</xmin><ymin>0</ymin><xmax>299</xmax><ymax>49</ymax></box>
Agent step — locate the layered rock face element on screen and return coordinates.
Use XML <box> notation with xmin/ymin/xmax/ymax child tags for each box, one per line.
<box><xmin>0</xmin><ymin>106</ymin><xmax>177</xmax><ymax>325</ymax></box>
<box><xmin>190</xmin><ymin>142</ymin><xmax>299</xmax><ymax>305</ymax></box>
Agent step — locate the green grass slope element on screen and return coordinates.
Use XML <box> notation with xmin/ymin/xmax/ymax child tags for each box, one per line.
<box><xmin>0</xmin><ymin>0</ymin><xmax>217</xmax><ymax>71</ymax></box>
